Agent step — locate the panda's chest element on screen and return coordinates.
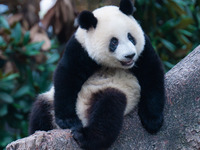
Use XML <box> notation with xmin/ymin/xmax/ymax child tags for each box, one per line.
<box><xmin>76</xmin><ymin>67</ymin><xmax>141</xmax><ymax>127</ymax></box>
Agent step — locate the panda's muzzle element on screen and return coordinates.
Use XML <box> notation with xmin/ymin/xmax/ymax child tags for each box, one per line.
<box><xmin>120</xmin><ymin>53</ymin><xmax>135</xmax><ymax>66</ymax></box>
<box><xmin>120</xmin><ymin>59</ymin><xmax>134</xmax><ymax>66</ymax></box>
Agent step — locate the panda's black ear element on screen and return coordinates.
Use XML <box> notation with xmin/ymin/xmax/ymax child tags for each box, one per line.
<box><xmin>78</xmin><ymin>11</ymin><xmax>98</xmax><ymax>30</ymax></box>
<box><xmin>119</xmin><ymin>0</ymin><xmax>136</xmax><ymax>15</ymax></box>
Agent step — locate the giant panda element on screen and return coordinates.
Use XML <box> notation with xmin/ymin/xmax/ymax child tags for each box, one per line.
<box><xmin>29</xmin><ymin>0</ymin><xmax>165</xmax><ymax>149</ymax></box>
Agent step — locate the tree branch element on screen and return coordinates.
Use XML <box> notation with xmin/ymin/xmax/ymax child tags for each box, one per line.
<box><xmin>6</xmin><ymin>46</ymin><xmax>200</xmax><ymax>150</ymax></box>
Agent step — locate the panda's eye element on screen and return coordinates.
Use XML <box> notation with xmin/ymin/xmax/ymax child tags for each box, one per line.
<box><xmin>128</xmin><ymin>33</ymin><xmax>136</xmax><ymax>45</ymax></box>
<box><xmin>109</xmin><ymin>37</ymin><xmax>118</xmax><ymax>52</ymax></box>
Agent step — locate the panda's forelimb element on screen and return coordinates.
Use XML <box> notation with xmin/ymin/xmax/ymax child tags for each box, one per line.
<box><xmin>131</xmin><ymin>34</ymin><xmax>165</xmax><ymax>134</ymax></box>
<box><xmin>72</xmin><ymin>88</ymin><xmax>127</xmax><ymax>149</ymax></box>
<box><xmin>53</xmin><ymin>35</ymin><xmax>100</xmax><ymax>129</ymax></box>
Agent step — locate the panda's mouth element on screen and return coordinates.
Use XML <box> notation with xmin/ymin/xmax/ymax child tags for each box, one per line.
<box><xmin>120</xmin><ymin>59</ymin><xmax>134</xmax><ymax>66</ymax></box>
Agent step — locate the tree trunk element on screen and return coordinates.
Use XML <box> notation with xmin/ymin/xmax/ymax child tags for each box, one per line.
<box><xmin>6</xmin><ymin>46</ymin><xmax>200</xmax><ymax>150</ymax></box>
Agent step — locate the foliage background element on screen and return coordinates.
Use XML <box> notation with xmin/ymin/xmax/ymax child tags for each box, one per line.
<box><xmin>0</xmin><ymin>18</ymin><xmax>60</xmax><ymax>149</ymax></box>
<box><xmin>135</xmin><ymin>0</ymin><xmax>200</xmax><ymax>71</ymax></box>
<box><xmin>0</xmin><ymin>0</ymin><xmax>199</xmax><ymax>149</ymax></box>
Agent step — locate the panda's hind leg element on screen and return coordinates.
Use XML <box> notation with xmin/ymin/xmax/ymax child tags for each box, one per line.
<box><xmin>73</xmin><ymin>88</ymin><xmax>127</xmax><ymax>150</ymax></box>
<box><xmin>29</xmin><ymin>94</ymin><xmax>55</xmax><ymax>135</ymax></box>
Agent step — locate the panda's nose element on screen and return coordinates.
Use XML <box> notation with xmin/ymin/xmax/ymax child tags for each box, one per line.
<box><xmin>125</xmin><ymin>53</ymin><xmax>135</xmax><ymax>59</ymax></box>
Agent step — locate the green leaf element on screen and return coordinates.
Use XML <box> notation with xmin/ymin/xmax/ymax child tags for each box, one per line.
<box><xmin>178</xmin><ymin>29</ymin><xmax>193</xmax><ymax>37</ymax></box>
<box><xmin>47</xmin><ymin>64</ymin><xmax>56</xmax><ymax>72</ymax></box>
<box><xmin>5</xmin><ymin>48</ymin><xmax>12</xmax><ymax>54</ymax></box>
<box><xmin>0</xmin><ymin>136</ymin><xmax>13</xmax><ymax>147</ymax></box>
<box><xmin>2</xmin><ymin>73</ymin><xmax>19</xmax><ymax>81</ymax></box>
<box><xmin>175</xmin><ymin>18</ymin><xmax>194</xmax><ymax>29</ymax></box>
<box><xmin>0</xmin><ymin>104</ymin><xmax>8</xmax><ymax>117</ymax></box>
<box><xmin>50</xmin><ymin>39</ymin><xmax>59</xmax><ymax>49</ymax></box>
<box><xmin>25</xmin><ymin>41</ymin><xmax>44</xmax><ymax>56</ymax></box>
<box><xmin>196</xmin><ymin>13</ymin><xmax>200</xmax><ymax>28</ymax></box>
<box><xmin>0</xmin><ymin>92</ymin><xmax>14</xmax><ymax>103</ymax></box>
<box><xmin>13</xmin><ymin>103</ymin><xmax>22</xmax><ymax>109</ymax></box>
<box><xmin>23</xmin><ymin>31</ymin><xmax>30</xmax><ymax>45</ymax></box>
<box><xmin>25</xmin><ymin>50</ymin><xmax>40</xmax><ymax>56</ymax></box>
<box><xmin>46</xmin><ymin>53</ymin><xmax>59</xmax><ymax>64</ymax></box>
<box><xmin>0</xmin><ymin>81</ymin><xmax>15</xmax><ymax>91</ymax></box>
<box><xmin>137</xmin><ymin>0</ymin><xmax>148</xmax><ymax>5</ymax></box>
<box><xmin>161</xmin><ymin>19</ymin><xmax>177</xmax><ymax>31</ymax></box>
<box><xmin>163</xmin><ymin>61</ymin><xmax>175</xmax><ymax>69</ymax></box>
<box><xmin>15</xmin><ymin>113</ymin><xmax>23</xmax><ymax>119</ymax></box>
<box><xmin>14</xmin><ymin>85</ymin><xmax>30</xmax><ymax>98</ymax></box>
<box><xmin>11</xmin><ymin>23</ymin><xmax>22</xmax><ymax>44</ymax></box>
<box><xmin>18</xmin><ymin>100</ymin><xmax>32</xmax><ymax>112</ymax></box>
<box><xmin>37</xmin><ymin>65</ymin><xmax>45</xmax><ymax>71</ymax></box>
<box><xmin>161</xmin><ymin>39</ymin><xmax>176</xmax><ymax>52</ymax></box>
<box><xmin>168</xmin><ymin>0</ymin><xmax>186</xmax><ymax>15</ymax></box>
<box><xmin>0</xmin><ymin>36</ymin><xmax>6</xmax><ymax>47</ymax></box>
<box><xmin>180</xmin><ymin>35</ymin><xmax>190</xmax><ymax>45</ymax></box>
<box><xmin>0</xmin><ymin>16</ymin><xmax>9</xmax><ymax>29</ymax></box>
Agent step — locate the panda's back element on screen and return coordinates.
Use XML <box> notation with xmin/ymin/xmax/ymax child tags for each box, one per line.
<box><xmin>76</xmin><ymin>68</ymin><xmax>141</xmax><ymax>127</ymax></box>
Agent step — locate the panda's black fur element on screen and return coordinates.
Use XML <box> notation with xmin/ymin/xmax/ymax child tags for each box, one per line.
<box><xmin>29</xmin><ymin>0</ymin><xmax>165</xmax><ymax>149</ymax></box>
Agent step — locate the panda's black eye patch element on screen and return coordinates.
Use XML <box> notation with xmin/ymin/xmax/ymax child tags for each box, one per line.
<box><xmin>128</xmin><ymin>33</ymin><xmax>136</xmax><ymax>45</ymax></box>
<box><xmin>109</xmin><ymin>37</ymin><xmax>118</xmax><ymax>52</ymax></box>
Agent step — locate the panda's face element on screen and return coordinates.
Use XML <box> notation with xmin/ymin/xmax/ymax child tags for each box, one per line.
<box><xmin>108</xmin><ymin>33</ymin><xmax>137</xmax><ymax>68</ymax></box>
<box><xmin>76</xmin><ymin>6</ymin><xmax>145</xmax><ymax>69</ymax></box>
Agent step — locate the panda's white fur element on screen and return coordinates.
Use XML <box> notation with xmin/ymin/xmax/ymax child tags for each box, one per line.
<box><xmin>41</xmin><ymin>86</ymin><xmax>54</xmax><ymax>102</ymax></box>
<box><xmin>76</xmin><ymin>6</ymin><xmax>145</xmax><ymax>69</ymax></box>
<box><xmin>76</xmin><ymin>68</ymin><xmax>140</xmax><ymax>127</ymax></box>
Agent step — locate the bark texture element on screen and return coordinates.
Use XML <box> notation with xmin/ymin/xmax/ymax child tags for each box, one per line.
<box><xmin>6</xmin><ymin>46</ymin><xmax>200</xmax><ymax>150</ymax></box>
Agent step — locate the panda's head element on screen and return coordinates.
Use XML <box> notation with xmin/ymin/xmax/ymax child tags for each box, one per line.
<box><xmin>75</xmin><ymin>0</ymin><xmax>145</xmax><ymax>69</ymax></box>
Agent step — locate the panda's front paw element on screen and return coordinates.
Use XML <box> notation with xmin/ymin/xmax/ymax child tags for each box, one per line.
<box><xmin>72</xmin><ymin>128</ymin><xmax>87</xmax><ymax>148</ymax></box>
<box><xmin>139</xmin><ymin>111</ymin><xmax>164</xmax><ymax>134</ymax></box>
<box><xmin>56</xmin><ymin>117</ymin><xmax>82</xmax><ymax>129</ymax></box>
